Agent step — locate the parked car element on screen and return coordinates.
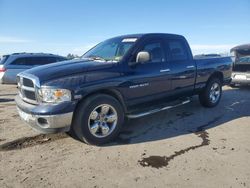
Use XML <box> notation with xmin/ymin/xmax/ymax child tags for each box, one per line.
<box><xmin>231</xmin><ymin>56</ymin><xmax>250</xmax><ymax>86</ymax></box>
<box><xmin>15</xmin><ymin>33</ymin><xmax>232</xmax><ymax>145</ymax></box>
<box><xmin>0</xmin><ymin>53</ymin><xmax>67</xmax><ymax>84</ymax></box>
<box><xmin>230</xmin><ymin>44</ymin><xmax>250</xmax><ymax>86</ymax></box>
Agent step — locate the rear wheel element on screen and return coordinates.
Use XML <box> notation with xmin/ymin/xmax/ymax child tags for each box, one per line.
<box><xmin>199</xmin><ymin>78</ymin><xmax>222</xmax><ymax>108</ymax></box>
<box><xmin>72</xmin><ymin>94</ymin><xmax>124</xmax><ymax>145</ymax></box>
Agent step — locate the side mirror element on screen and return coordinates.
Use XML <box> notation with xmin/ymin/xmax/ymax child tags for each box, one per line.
<box><xmin>136</xmin><ymin>51</ymin><xmax>150</xmax><ymax>63</ymax></box>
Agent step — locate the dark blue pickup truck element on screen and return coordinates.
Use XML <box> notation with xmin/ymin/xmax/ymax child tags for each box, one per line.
<box><xmin>15</xmin><ymin>33</ymin><xmax>232</xmax><ymax>145</ymax></box>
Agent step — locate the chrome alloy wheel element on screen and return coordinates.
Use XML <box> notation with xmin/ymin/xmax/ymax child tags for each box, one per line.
<box><xmin>209</xmin><ymin>82</ymin><xmax>221</xmax><ymax>103</ymax></box>
<box><xmin>88</xmin><ymin>104</ymin><xmax>118</xmax><ymax>138</ymax></box>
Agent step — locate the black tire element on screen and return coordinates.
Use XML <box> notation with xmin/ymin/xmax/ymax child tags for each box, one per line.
<box><xmin>71</xmin><ymin>94</ymin><xmax>124</xmax><ymax>145</ymax></box>
<box><xmin>199</xmin><ymin>78</ymin><xmax>222</xmax><ymax>108</ymax></box>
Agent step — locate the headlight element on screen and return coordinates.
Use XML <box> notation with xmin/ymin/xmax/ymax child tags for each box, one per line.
<box><xmin>38</xmin><ymin>88</ymin><xmax>72</xmax><ymax>103</ymax></box>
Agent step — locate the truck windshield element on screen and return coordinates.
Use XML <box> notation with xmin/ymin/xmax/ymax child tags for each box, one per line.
<box><xmin>0</xmin><ymin>55</ymin><xmax>9</xmax><ymax>64</ymax></box>
<box><xmin>82</xmin><ymin>37</ymin><xmax>137</xmax><ymax>62</ymax></box>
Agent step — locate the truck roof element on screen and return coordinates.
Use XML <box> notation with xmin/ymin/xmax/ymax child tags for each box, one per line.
<box><xmin>113</xmin><ymin>33</ymin><xmax>185</xmax><ymax>40</ymax></box>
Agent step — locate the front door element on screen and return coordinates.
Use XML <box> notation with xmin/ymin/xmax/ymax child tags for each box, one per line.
<box><xmin>122</xmin><ymin>38</ymin><xmax>172</xmax><ymax>105</ymax></box>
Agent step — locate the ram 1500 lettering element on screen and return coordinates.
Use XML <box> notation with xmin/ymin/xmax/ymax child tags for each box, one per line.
<box><xmin>15</xmin><ymin>33</ymin><xmax>232</xmax><ymax>145</ymax></box>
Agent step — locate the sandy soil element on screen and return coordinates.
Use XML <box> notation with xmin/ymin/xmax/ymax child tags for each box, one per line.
<box><xmin>0</xmin><ymin>84</ymin><xmax>249</xmax><ymax>188</ymax></box>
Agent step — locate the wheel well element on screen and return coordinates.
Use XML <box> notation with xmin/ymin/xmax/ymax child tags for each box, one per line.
<box><xmin>208</xmin><ymin>72</ymin><xmax>223</xmax><ymax>84</ymax></box>
<box><xmin>77</xmin><ymin>89</ymin><xmax>127</xmax><ymax>112</ymax></box>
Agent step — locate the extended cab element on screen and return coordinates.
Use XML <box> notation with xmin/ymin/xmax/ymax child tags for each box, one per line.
<box><xmin>15</xmin><ymin>33</ymin><xmax>232</xmax><ymax>145</ymax></box>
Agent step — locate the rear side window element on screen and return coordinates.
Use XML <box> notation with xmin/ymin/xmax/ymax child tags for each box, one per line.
<box><xmin>11</xmin><ymin>58</ymin><xmax>27</xmax><ymax>65</ymax></box>
<box><xmin>46</xmin><ymin>57</ymin><xmax>58</xmax><ymax>64</ymax></box>
<box><xmin>56</xmin><ymin>57</ymin><xmax>67</xmax><ymax>62</ymax></box>
<box><xmin>168</xmin><ymin>40</ymin><xmax>188</xmax><ymax>61</ymax></box>
<box><xmin>11</xmin><ymin>56</ymin><xmax>59</xmax><ymax>66</ymax></box>
<box><xmin>30</xmin><ymin>57</ymin><xmax>58</xmax><ymax>65</ymax></box>
<box><xmin>0</xmin><ymin>55</ymin><xmax>9</xmax><ymax>64</ymax></box>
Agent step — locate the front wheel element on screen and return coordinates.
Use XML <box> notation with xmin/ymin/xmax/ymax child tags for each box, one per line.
<box><xmin>199</xmin><ymin>78</ymin><xmax>222</xmax><ymax>108</ymax></box>
<box><xmin>72</xmin><ymin>94</ymin><xmax>124</xmax><ymax>145</ymax></box>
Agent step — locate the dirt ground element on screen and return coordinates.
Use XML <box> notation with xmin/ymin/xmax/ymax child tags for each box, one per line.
<box><xmin>0</xmin><ymin>84</ymin><xmax>249</xmax><ymax>188</ymax></box>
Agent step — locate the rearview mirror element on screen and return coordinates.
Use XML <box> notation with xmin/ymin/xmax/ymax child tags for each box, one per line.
<box><xmin>136</xmin><ymin>51</ymin><xmax>150</xmax><ymax>63</ymax></box>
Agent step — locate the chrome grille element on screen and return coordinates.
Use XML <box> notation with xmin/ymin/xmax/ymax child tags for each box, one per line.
<box><xmin>23</xmin><ymin>77</ymin><xmax>34</xmax><ymax>87</ymax></box>
<box><xmin>23</xmin><ymin>90</ymin><xmax>36</xmax><ymax>100</ymax></box>
<box><xmin>17</xmin><ymin>74</ymin><xmax>39</xmax><ymax>104</ymax></box>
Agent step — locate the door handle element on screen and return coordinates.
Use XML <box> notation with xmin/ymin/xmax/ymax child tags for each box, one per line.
<box><xmin>186</xmin><ymin>65</ymin><xmax>195</xmax><ymax>69</ymax></box>
<box><xmin>160</xmin><ymin>69</ymin><xmax>170</xmax><ymax>73</ymax></box>
<box><xmin>179</xmin><ymin>75</ymin><xmax>187</xmax><ymax>79</ymax></box>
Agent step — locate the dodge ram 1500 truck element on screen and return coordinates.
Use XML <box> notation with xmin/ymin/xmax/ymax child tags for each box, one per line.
<box><xmin>15</xmin><ymin>33</ymin><xmax>232</xmax><ymax>145</ymax></box>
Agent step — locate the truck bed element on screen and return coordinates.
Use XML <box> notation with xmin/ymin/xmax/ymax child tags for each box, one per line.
<box><xmin>195</xmin><ymin>56</ymin><xmax>232</xmax><ymax>88</ymax></box>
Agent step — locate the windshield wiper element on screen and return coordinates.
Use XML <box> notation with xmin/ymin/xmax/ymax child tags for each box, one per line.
<box><xmin>86</xmin><ymin>56</ymin><xmax>107</xmax><ymax>62</ymax></box>
<box><xmin>83</xmin><ymin>55</ymin><xmax>118</xmax><ymax>63</ymax></box>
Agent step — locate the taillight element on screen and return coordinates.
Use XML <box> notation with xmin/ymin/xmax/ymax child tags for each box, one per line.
<box><xmin>0</xmin><ymin>67</ymin><xmax>6</xmax><ymax>72</ymax></box>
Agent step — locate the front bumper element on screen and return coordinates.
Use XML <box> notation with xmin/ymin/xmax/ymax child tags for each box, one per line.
<box><xmin>15</xmin><ymin>95</ymin><xmax>76</xmax><ymax>133</ymax></box>
<box><xmin>17</xmin><ymin>107</ymin><xmax>73</xmax><ymax>133</ymax></box>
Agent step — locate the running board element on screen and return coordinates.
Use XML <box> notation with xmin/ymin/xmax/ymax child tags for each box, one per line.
<box><xmin>127</xmin><ymin>99</ymin><xmax>191</xmax><ymax>119</ymax></box>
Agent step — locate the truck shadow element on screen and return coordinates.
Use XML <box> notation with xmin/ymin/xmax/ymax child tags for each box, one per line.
<box><xmin>0</xmin><ymin>98</ymin><xmax>15</xmax><ymax>103</ymax></box>
<box><xmin>0</xmin><ymin>133</ymin><xmax>68</xmax><ymax>151</ymax></box>
<box><xmin>0</xmin><ymin>93</ymin><xmax>17</xmax><ymax>103</ymax></box>
<box><xmin>107</xmin><ymin>87</ymin><xmax>250</xmax><ymax>146</ymax></box>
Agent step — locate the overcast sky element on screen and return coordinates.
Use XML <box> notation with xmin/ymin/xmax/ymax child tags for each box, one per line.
<box><xmin>0</xmin><ymin>0</ymin><xmax>249</xmax><ymax>56</ymax></box>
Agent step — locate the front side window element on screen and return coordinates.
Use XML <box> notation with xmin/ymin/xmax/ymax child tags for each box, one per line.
<box><xmin>141</xmin><ymin>41</ymin><xmax>165</xmax><ymax>63</ymax></box>
<box><xmin>168</xmin><ymin>40</ymin><xmax>188</xmax><ymax>61</ymax></box>
<box><xmin>82</xmin><ymin>37</ymin><xmax>137</xmax><ymax>62</ymax></box>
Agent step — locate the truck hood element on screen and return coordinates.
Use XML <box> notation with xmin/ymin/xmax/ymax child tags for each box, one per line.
<box><xmin>23</xmin><ymin>59</ymin><xmax>115</xmax><ymax>83</ymax></box>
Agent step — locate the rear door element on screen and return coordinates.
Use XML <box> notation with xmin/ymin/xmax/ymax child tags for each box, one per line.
<box><xmin>165</xmin><ymin>39</ymin><xmax>196</xmax><ymax>96</ymax></box>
